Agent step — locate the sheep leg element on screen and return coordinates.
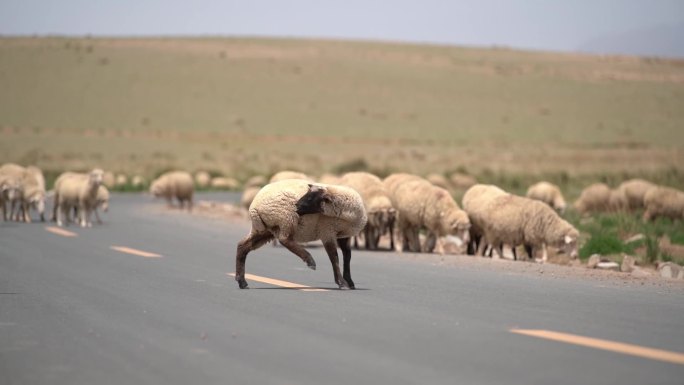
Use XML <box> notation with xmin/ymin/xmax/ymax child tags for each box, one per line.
<box><xmin>51</xmin><ymin>193</ymin><xmax>59</xmax><ymax>222</ymax></box>
<box><xmin>388</xmin><ymin>223</ymin><xmax>395</xmax><ymax>251</ymax></box>
<box><xmin>524</xmin><ymin>244</ymin><xmax>533</xmax><ymax>260</ymax></box>
<box><xmin>338</xmin><ymin>237</ymin><xmax>355</xmax><ymax>289</ymax></box>
<box><xmin>278</xmin><ymin>238</ymin><xmax>317</xmax><ymax>270</ymax></box>
<box><xmin>323</xmin><ymin>240</ymin><xmax>349</xmax><ymax>289</ymax></box>
<box><xmin>235</xmin><ymin>231</ymin><xmax>275</xmax><ymax>289</ymax></box>
<box><xmin>94</xmin><ymin>208</ymin><xmax>103</xmax><ymax>224</ymax></box>
<box><xmin>21</xmin><ymin>202</ymin><xmax>31</xmax><ymax>223</ymax></box>
<box><xmin>423</xmin><ymin>232</ymin><xmax>437</xmax><ymax>253</ymax></box>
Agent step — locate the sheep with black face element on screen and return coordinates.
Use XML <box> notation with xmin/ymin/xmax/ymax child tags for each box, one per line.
<box><xmin>235</xmin><ymin>180</ymin><xmax>367</xmax><ymax>290</ymax></box>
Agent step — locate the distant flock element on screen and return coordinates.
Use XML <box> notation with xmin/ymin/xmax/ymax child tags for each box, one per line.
<box><xmin>2</xmin><ymin>164</ymin><xmax>683</xmax><ymax>264</ymax></box>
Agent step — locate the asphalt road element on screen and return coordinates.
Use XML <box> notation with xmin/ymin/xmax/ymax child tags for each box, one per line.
<box><xmin>1</xmin><ymin>193</ymin><xmax>683</xmax><ymax>385</ymax></box>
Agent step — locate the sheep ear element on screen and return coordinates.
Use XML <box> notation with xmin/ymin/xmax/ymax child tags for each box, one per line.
<box><xmin>564</xmin><ymin>235</ymin><xmax>572</xmax><ymax>244</ymax></box>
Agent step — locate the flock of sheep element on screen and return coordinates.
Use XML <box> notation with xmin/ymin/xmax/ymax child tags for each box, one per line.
<box><xmin>0</xmin><ymin>163</ymin><xmax>110</xmax><ymax>227</ymax></box>
<box><xmin>3</xmin><ymin>162</ymin><xmax>684</xmax><ymax>289</ymax></box>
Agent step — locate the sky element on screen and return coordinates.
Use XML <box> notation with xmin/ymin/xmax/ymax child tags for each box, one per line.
<box><xmin>1</xmin><ymin>0</ymin><xmax>683</xmax><ymax>57</ymax></box>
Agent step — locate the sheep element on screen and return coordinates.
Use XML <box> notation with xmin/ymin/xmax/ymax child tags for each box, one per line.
<box><xmin>643</xmin><ymin>186</ymin><xmax>684</xmax><ymax>222</ymax></box>
<box><xmin>0</xmin><ymin>164</ymin><xmax>45</xmax><ymax>222</ymax></box>
<box><xmin>51</xmin><ymin>171</ymin><xmax>81</xmax><ymax>222</ymax></box>
<box><xmin>462</xmin><ymin>184</ymin><xmax>508</xmax><ymax>256</ymax></box>
<box><xmin>55</xmin><ymin>169</ymin><xmax>105</xmax><ymax>227</ymax></box>
<box><xmin>210</xmin><ymin>177</ymin><xmax>239</xmax><ymax>190</ymax></box>
<box><xmin>0</xmin><ymin>173</ymin><xmax>22</xmax><ymax>221</ymax></box>
<box><xmin>72</xmin><ymin>184</ymin><xmax>110</xmax><ymax>224</ymax></box>
<box><xmin>449</xmin><ymin>172</ymin><xmax>477</xmax><ymax>190</ymax></box>
<box><xmin>93</xmin><ymin>185</ymin><xmax>110</xmax><ymax>224</ymax></box>
<box><xmin>102</xmin><ymin>171</ymin><xmax>116</xmax><ymax>188</ymax></box>
<box><xmin>383</xmin><ymin>173</ymin><xmax>424</xmax><ymax>198</ymax></box>
<box><xmin>115</xmin><ymin>174</ymin><xmax>128</xmax><ymax>186</ymax></box>
<box><xmin>317</xmin><ymin>173</ymin><xmax>341</xmax><ymax>185</ymax></box>
<box><xmin>573</xmin><ymin>183</ymin><xmax>611</xmax><ymax>214</ymax></box>
<box><xmin>131</xmin><ymin>175</ymin><xmax>145</xmax><ymax>188</ymax></box>
<box><xmin>479</xmin><ymin>194</ymin><xmax>579</xmax><ymax>263</ymax></box>
<box><xmin>393</xmin><ymin>179</ymin><xmax>470</xmax><ymax>254</ymax></box>
<box><xmin>608</xmin><ymin>188</ymin><xmax>628</xmax><ymax>212</ymax></box>
<box><xmin>235</xmin><ymin>179</ymin><xmax>367</xmax><ymax>289</ymax></box>
<box><xmin>339</xmin><ymin>172</ymin><xmax>396</xmax><ymax>250</ymax></box>
<box><xmin>244</xmin><ymin>175</ymin><xmax>267</xmax><ymax>188</ymax></box>
<box><xmin>383</xmin><ymin>173</ymin><xmax>425</xmax><ymax>250</ymax></box>
<box><xmin>240</xmin><ymin>186</ymin><xmax>262</xmax><ymax>210</ymax></box>
<box><xmin>426</xmin><ymin>173</ymin><xmax>451</xmax><ymax>190</ymax></box>
<box><xmin>616</xmin><ymin>179</ymin><xmax>656</xmax><ymax>211</ymax></box>
<box><xmin>195</xmin><ymin>171</ymin><xmax>211</xmax><ymax>188</ymax></box>
<box><xmin>269</xmin><ymin>171</ymin><xmax>312</xmax><ymax>183</ymax></box>
<box><xmin>149</xmin><ymin>171</ymin><xmax>194</xmax><ymax>211</ymax></box>
<box><xmin>0</xmin><ymin>163</ymin><xmax>25</xmax><ymax>220</ymax></box>
<box><xmin>526</xmin><ymin>181</ymin><xmax>566</xmax><ymax>213</ymax></box>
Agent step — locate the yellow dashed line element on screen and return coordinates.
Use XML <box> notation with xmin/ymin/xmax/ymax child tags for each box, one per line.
<box><xmin>110</xmin><ymin>246</ymin><xmax>162</xmax><ymax>258</ymax></box>
<box><xmin>511</xmin><ymin>329</ymin><xmax>684</xmax><ymax>365</ymax></box>
<box><xmin>45</xmin><ymin>226</ymin><xmax>78</xmax><ymax>237</ymax></box>
<box><xmin>227</xmin><ymin>273</ymin><xmax>328</xmax><ymax>291</ymax></box>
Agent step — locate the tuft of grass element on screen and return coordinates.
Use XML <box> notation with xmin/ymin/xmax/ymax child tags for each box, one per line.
<box><xmin>579</xmin><ymin>232</ymin><xmax>632</xmax><ymax>260</ymax></box>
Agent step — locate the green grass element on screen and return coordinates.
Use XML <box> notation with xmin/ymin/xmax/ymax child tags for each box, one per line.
<box><xmin>1</xmin><ymin>36</ymin><xmax>683</xmax><ymax>181</ymax></box>
<box><xmin>565</xmin><ymin>210</ymin><xmax>684</xmax><ymax>266</ymax></box>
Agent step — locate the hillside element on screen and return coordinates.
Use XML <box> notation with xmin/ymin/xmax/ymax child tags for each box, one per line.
<box><xmin>1</xmin><ymin>36</ymin><xmax>683</xmax><ymax>182</ymax></box>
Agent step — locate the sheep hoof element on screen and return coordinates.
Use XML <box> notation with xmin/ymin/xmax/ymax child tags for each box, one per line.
<box><xmin>237</xmin><ymin>280</ymin><xmax>249</xmax><ymax>289</ymax></box>
<box><xmin>306</xmin><ymin>258</ymin><xmax>316</xmax><ymax>270</ymax></box>
<box><xmin>337</xmin><ymin>278</ymin><xmax>350</xmax><ymax>290</ymax></box>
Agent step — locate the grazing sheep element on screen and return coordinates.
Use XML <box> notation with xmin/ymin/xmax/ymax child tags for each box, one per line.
<box><xmin>643</xmin><ymin>186</ymin><xmax>684</xmax><ymax>222</ymax></box>
<box><xmin>462</xmin><ymin>184</ymin><xmax>508</xmax><ymax>256</ymax></box>
<box><xmin>383</xmin><ymin>173</ymin><xmax>424</xmax><ymax>197</ymax></box>
<box><xmin>115</xmin><ymin>174</ymin><xmax>128</xmax><ymax>186</ymax></box>
<box><xmin>131</xmin><ymin>175</ymin><xmax>145</xmax><ymax>188</ymax></box>
<box><xmin>102</xmin><ymin>171</ymin><xmax>116</xmax><ymax>188</ymax></box>
<box><xmin>55</xmin><ymin>169</ymin><xmax>105</xmax><ymax>227</ymax></box>
<box><xmin>269</xmin><ymin>171</ymin><xmax>312</xmax><ymax>183</ymax></box>
<box><xmin>317</xmin><ymin>173</ymin><xmax>342</xmax><ymax>185</ymax></box>
<box><xmin>426</xmin><ymin>173</ymin><xmax>451</xmax><ymax>190</ymax></box>
<box><xmin>235</xmin><ymin>180</ymin><xmax>367</xmax><ymax>289</ymax></box>
<box><xmin>394</xmin><ymin>179</ymin><xmax>470</xmax><ymax>253</ymax></box>
<box><xmin>608</xmin><ymin>188</ymin><xmax>628</xmax><ymax>212</ymax></box>
<box><xmin>573</xmin><ymin>183</ymin><xmax>611</xmax><ymax>214</ymax></box>
<box><xmin>449</xmin><ymin>173</ymin><xmax>477</xmax><ymax>190</ymax></box>
<box><xmin>210</xmin><ymin>177</ymin><xmax>239</xmax><ymax>190</ymax></box>
<box><xmin>617</xmin><ymin>179</ymin><xmax>656</xmax><ymax>211</ymax></box>
<box><xmin>244</xmin><ymin>175</ymin><xmax>267</xmax><ymax>189</ymax></box>
<box><xmin>526</xmin><ymin>181</ymin><xmax>566</xmax><ymax>213</ymax></box>
<box><xmin>240</xmin><ymin>186</ymin><xmax>262</xmax><ymax>210</ymax></box>
<box><xmin>480</xmin><ymin>194</ymin><xmax>579</xmax><ymax>262</ymax></box>
<box><xmin>195</xmin><ymin>171</ymin><xmax>211</xmax><ymax>188</ymax></box>
<box><xmin>340</xmin><ymin>172</ymin><xmax>396</xmax><ymax>250</ymax></box>
<box><xmin>150</xmin><ymin>171</ymin><xmax>194</xmax><ymax>211</ymax></box>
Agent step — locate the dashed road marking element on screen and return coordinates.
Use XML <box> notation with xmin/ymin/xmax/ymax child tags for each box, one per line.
<box><xmin>45</xmin><ymin>226</ymin><xmax>78</xmax><ymax>237</ymax></box>
<box><xmin>110</xmin><ymin>246</ymin><xmax>162</xmax><ymax>258</ymax></box>
<box><xmin>227</xmin><ymin>273</ymin><xmax>328</xmax><ymax>291</ymax></box>
<box><xmin>511</xmin><ymin>329</ymin><xmax>684</xmax><ymax>365</ymax></box>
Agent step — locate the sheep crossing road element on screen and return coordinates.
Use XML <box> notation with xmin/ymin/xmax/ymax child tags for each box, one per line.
<box><xmin>1</xmin><ymin>193</ymin><xmax>683</xmax><ymax>385</ymax></box>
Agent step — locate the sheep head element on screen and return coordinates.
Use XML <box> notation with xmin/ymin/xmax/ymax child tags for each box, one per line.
<box><xmin>296</xmin><ymin>184</ymin><xmax>330</xmax><ymax>216</ymax></box>
<box><xmin>89</xmin><ymin>169</ymin><xmax>105</xmax><ymax>186</ymax></box>
<box><xmin>556</xmin><ymin>229</ymin><xmax>579</xmax><ymax>259</ymax></box>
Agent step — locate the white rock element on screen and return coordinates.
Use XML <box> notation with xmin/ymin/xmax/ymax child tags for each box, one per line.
<box><xmin>596</xmin><ymin>261</ymin><xmax>620</xmax><ymax>271</ymax></box>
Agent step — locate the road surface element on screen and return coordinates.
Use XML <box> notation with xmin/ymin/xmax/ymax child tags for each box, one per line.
<box><xmin>1</xmin><ymin>193</ymin><xmax>683</xmax><ymax>385</ymax></box>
